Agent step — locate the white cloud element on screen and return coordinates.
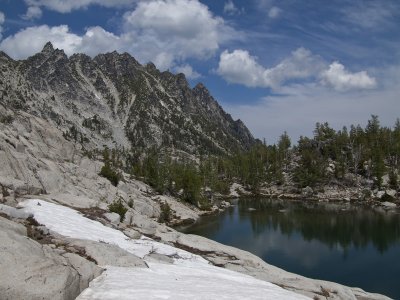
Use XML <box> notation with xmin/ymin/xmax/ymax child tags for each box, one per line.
<box><xmin>217</xmin><ymin>48</ymin><xmax>325</xmax><ymax>89</ymax></box>
<box><xmin>25</xmin><ymin>0</ymin><xmax>138</xmax><ymax>13</ymax></box>
<box><xmin>217</xmin><ymin>49</ymin><xmax>267</xmax><ymax>87</ymax></box>
<box><xmin>217</xmin><ymin>48</ymin><xmax>376</xmax><ymax>92</ymax></box>
<box><xmin>223</xmin><ymin>0</ymin><xmax>242</xmax><ymax>15</ymax></box>
<box><xmin>123</xmin><ymin>0</ymin><xmax>233</xmax><ymax>64</ymax></box>
<box><xmin>174</xmin><ymin>64</ymin><xmax>201</xmax><ymax>79</ymax></box>
<box><xmin>321</xmin><ymin>62</ymin><xmax>376</xmax><ymax>91</ymax></box>
<box><xmin>78</xmin><ymin>26</ymin><xmax>126</xmax><ymax>56</ymax></box>
<box><xmin>0</xmin><ymin>11</ymin><xmax>5</xmax><ymax>40</ymax></box>
<box><xmin>0</xmin><ymin>0</ymin><xmax>238</xmax><ymax>71</ymax></box>
<box><xmin>268</xmin><ymin>6</ymin><xmax>281</xmax><ymax>19</ymax></box>
<box><xmin>343</xmin><ymin>1</ymin><xmax>398</xmax><ymax>30</ymax></box>
<box><xmin>22</xmin><ymin>6</ymin><xmax>43</xmax><ymax>20</ymax></box>
<box><xmin>225</xmin><ymin>69</ymin><xmax>399</xmax><ymax>143</ymax></box>
<box><xmin>0</xmin><ymin>25</ymin><xmax>82</xmax><ymax>58</ymax></box>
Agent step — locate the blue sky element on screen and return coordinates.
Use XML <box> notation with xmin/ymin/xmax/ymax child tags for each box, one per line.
<box><xmin>0</xmin><ymin>0</ymin><xmax>399</xmax><ymax>143</ymax></box>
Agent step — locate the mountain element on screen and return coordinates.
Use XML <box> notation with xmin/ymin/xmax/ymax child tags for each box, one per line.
<box><xmin>0</xmin><ymin>42</ymin><xmax>255</xmax><ymax>156</ymax></box>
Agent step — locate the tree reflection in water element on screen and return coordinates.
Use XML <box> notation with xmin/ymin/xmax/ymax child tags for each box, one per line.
<box><xmin>181</xmin><ymin>198</ymin><xmax>400</xmax><ymax>299</ymax></box>
<box><xmin>237</xmin><ymin>199</ymin><xmax>400</xmax><ymax>254</ymax></box>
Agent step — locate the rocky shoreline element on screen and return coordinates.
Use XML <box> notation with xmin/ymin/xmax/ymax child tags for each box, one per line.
<box><xmin>0</xmin><ymin>191</ymin><xmax>393</xmax><ymax>300</ymax></box>
<box><xmin>220</xmin><ymin>180</ymin><xmax>400</xmax><ymax>211</ymax></box>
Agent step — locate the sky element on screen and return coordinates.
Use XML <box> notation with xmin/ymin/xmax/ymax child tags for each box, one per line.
<box><xmin>0</xmin><ymin>0</ymin><xmax>399</xmax><ymax>143</ymax></box>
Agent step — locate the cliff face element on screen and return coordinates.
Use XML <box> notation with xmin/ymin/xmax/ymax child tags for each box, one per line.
<box><xmin>0</xmin><ymin>42</ymin><xmax>255</xmax><ymax>156</ymax></box>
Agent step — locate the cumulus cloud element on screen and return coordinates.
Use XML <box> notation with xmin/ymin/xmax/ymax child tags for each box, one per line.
<box><xmin>174</xmin><ymin>64</ymin><xmax>201</xmax><ymax>79</ymax></box>
<box><xmin>78</xmin><ymin>26</ymin><xmax>126</xmax><ymax>56</ymax></box>
<box><xmin>217</xmin><ymin>48</ymin><xmax>325</xmax><ymax>89</ymax></box>
<box><xmin>22</xmin><ymin>6</ymin><xmax>43</xmax><ymax>20</ymax></box>
<box><xmin>123</xmin><ymin>0</ymin><xmax>232</xmax><ymax>63</ymax></box>
<box><xmin>0</xmin><ymin>0</ymin><xmax>238</xmax><ymax>71</ymax></box>
<box><xmin>268</xmin><ymin>6</ymin><xmax>281</xmax><ymax>19</ymax></box>
<box><xmin>217</xmin><ymin>48</ymin><xmax>376</xmax><ymax>91</ymax></box>
<box><xmin>0</xmin><ymin>25</ymin><xmax>82</xmax><ymax>58</ymax></box>
<box><xmin>25</xmin><ymin>0</ymin><xmax>137</xmax><ymax>13</ymax></box>
<box><xmin>321</xmin><ymin>62</ymin><xmax>376</xmax><ymax>91</ymax></box>
<box><xmin>0</xmin><ymin>25</ymin><xmax>131</xmax><ymax>59</ymax></box>
<box><xmin>223</xmin><ymin>0</ymin><xmax>242</xmax><ymax>15</ymax></box>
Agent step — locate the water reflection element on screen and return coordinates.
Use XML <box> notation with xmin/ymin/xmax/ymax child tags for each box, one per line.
<box><xmin>181</xmin><ymin>198</ymin><xmax>400</xmax><ymax>299</ymax></box>
<box><xmin>237</xmin><ymin>198</ymin><xmax>400</xmax><ymax>253</ymax></box>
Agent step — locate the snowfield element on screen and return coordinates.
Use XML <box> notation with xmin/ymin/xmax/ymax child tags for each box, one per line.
<box><xmin>20</xmin><ymin>199</ymin><xmax>310</xmax><ymax>300</ymax></box>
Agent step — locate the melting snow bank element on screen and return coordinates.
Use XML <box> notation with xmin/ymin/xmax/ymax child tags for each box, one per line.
<box><xmin>20</xmin><ymin>199</ymin><xmax>309</xmax><ymax>300</ymax></box>
<box><xmin>78</xmin><ymin>263</ymin><xmax>302</xmax><ymax>300</ymax></box>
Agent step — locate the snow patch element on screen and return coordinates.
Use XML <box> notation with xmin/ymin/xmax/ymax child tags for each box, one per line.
<box><xmin>77</xmin><ymin>263</ymin><xmax>306</xmax><ymax>300</ymax></box>
<box><xmin>19</xmin><ymin>199</ymin><xmax>204</xmax><ymax>264</ymax></box>
<box><xmin>19</xmin><ymin>199</ymin><xmax>310</xmax><ymax>299</ymax></box>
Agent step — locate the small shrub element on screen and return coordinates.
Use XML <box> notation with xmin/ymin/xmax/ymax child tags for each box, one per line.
<box><xmin>108</xmin><ymin>198</ymin><xmax>128</xmax><ymax>222</ymax></box>
<box><xmin>199</xmin><ymin>197</ymin><xmax>212</xmax><ymax>211</ymax></box>
<box><xmin>0</xmin><ymin>114</ymin><xmax>14</xmax><ymax>124</ymax></box>
<box><xmin>158</xmin><ymin>202</ymin><xmax>172</xmax><ymax>223</ymax></box>
<box><xmin>1</xmin><ymin>185</ymin><xmax>10</xmax><ymax>197</ymax></box>
<box><xmin>128</xmin><ymin>198</ymin><xmax>134</xmax><ymax>208</ymax></box>
<box><xmin>99</xmin><ymin>163</ymin><xmax>120</xmax><ymax>186</ymax></box>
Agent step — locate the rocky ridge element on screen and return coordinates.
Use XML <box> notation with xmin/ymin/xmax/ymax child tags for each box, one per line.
<box><xmin>0</xmin><ymin>42</ymin><xmax>255</xmax><ymax>156</ymax></box>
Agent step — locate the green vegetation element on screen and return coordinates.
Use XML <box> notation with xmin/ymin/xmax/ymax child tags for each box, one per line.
<box><xmin>158</xmin><ymin>201</ymin><xmax>172</xmax><ymax>223</ymax></box>
<box><xmin>108</xmin><ymin>197</ymin><xmax>128</xmax><ymax>222</ymax></box>
<box><xmin>290</xmin><ymin>116</ymin><xmax>400</xmax><ymax>188</ymax></box>
<box><xmin>99</xmin><ymin>147</ymin><xmax>122</xmax><ymax>186</ymax></box>
<box><xmin>105</xmin><ymin>115</ymin><xmax>400</xmax><ymax>209</ymax></box>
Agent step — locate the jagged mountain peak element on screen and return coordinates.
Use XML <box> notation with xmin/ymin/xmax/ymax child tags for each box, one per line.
<box><xmin>94</xmin><ymin>50</ymin><xmax>141</xmax><ymax>66</ymax></box>
<box><xmin>0</xmin><ymin>45</ymin><xmax>256</xmax><ymax>156</ymax></box>
<box><xmin>42</xmin><ymin>41</ymin><xmax>55</xmax><ymax>54</ymax></box>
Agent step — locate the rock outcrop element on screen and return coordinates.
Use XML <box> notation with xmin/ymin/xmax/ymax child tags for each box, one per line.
<box><xmin>0</xmin><ymin>216</ymin><xmax>101</xmax><ymax>300</ymax></box>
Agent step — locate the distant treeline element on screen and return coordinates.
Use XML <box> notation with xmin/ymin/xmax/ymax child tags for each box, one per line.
<box><xmin>99</xmin><ymin>115</ymin><xmax>400</xmax><ymax>208</ymax></box>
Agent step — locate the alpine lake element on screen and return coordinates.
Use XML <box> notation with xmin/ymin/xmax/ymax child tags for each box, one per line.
<box><xmin>178</xmin><ymin>198</ymin><xmax>400</xmax><ymax>299</ymax></box>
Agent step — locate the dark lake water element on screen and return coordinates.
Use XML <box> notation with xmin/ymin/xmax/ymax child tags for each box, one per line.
<box><xmin>179</xmin><ymin>198</ymin><xmax>400</xmax><ymax>299</ymax></box>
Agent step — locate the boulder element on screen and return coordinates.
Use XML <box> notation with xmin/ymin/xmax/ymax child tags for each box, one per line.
<box><xmin>62</xmin><ymin>253</ymin><xmax>102</xmax><ymax>291</ymax></box>
<box><xmin>66</xmin><ymin>239</ymin><xmax>147</xmax><ymax>268</ymax></box>
<box><xmin>0</xmin><ymin>219</ymin><xmax>81</xmax><ymax>300</ymax></box>
<box><xmin>376</xmin><ymin>190</ymin><xmax>386</xmax><ymax>199</ymax></box>
<box><xmin>0</xmin><ymin>203</ymin><xmax>33</xmax><ymax>219</ymax></box>
<box><xmin>123</xmin><ymin>211</ymin><xmax>160</xmax><ymax>235</ymax></box>
<box><xmin>0</xmin><ymin>215</ymin><xmax>27</xmax><ymax>235</ymax></box>
<box><xmin>381</xmin><ymin>201</ymin><xmax>396</xmax><ymax>209</ymax></box>
<box><xmin>386</xmin><ymin>189</ymin><xmax>397</xmax><ymax>198</ymax></box>
<box><xmin>103</xmin><ymin>212</ymin><xmax>120</xmax><ymax>225</ymax></box>
<box><xmin>123</xmin><ymin>228</ymin><xmax>142</xmax><ymax>239</ymax></box>
<box><xmin>220</xmin><ymin>201</ymin><xmax>231</xmax><ymax>208</ymax></box>
<box><xmin>302</xmin><ymin>186</ymin><xmax>313</xmax><ymax>197</ymax></box>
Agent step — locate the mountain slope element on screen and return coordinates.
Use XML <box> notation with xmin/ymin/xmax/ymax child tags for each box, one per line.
<box><xmin>0</xmin><ymin>42</ymin><xmax>255</xmax><ymax>156</ymax></box>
